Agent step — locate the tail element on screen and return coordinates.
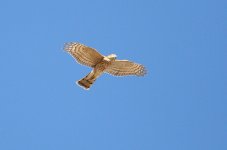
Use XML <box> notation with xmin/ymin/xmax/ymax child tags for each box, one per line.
<box><xmin>77</xmin><ymin>72</ymin><xmax>96</xmax><ymax>90</ymax></box>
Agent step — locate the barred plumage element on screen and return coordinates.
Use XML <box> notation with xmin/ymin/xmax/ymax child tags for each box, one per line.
<box><xmin>64</xmin><ymin>42</ymin><xmax>146</xmax><ymax>90</ymax></box>
<box><xmin>106</xmin><ymin>60</ymin><xmax>147</xmax><ymax>76</ymax></box>
<box><xmin>64</xmin><ymin>42</ymin><xmax>104</xmax><ymax>67</ymax></box>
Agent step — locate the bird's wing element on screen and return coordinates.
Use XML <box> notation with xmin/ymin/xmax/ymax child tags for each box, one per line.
<box><xmin>105</xmin><ymin>60</ymin><xmax>146</xmax><ymax>76</ymax></box>
<box><xmin>64</xmin><ymin>42</ymin><xmax>104</xmax><ymax>67</ymax></box>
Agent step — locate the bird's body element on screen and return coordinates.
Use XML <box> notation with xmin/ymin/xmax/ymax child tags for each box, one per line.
<box><xmin>64</xmin><ymin>42</ymin><xmax>146</xmax><ymax>90</ymax></box>
<box><xmin>77</xmin><ymin>55</ymin><xmax>116</xmax><ymax>89</ymax></box>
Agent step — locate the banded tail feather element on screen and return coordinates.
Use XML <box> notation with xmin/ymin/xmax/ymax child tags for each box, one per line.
<box><xmin>76</xmin><ymin>72</ymin><xmax>96</xmax><ymax>90</ymax></box>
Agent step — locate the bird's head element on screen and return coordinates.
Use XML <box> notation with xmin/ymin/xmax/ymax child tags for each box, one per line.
<box><xmin>107</xmin><ymin>54</ymin><xmax>117</xmax><ymax>61</ymax></box>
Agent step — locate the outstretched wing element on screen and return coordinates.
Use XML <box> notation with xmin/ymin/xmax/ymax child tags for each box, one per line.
<box><xmin>64</xmin><ymin>42</ymin><xmax>104</xmax><ymax>67</ymax></box>
<box><xmin>105</xmin><ymin>60</ymin><xmax>147</xmax><ymax>76</ymax></box>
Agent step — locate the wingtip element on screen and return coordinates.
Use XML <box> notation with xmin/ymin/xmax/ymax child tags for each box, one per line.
<box><xmin>137</xmin><ymin>65</ymin><xmax>147</xmax><ymax>77</ymax></box>
<box><xmin>64</xmin><ymin>42</ymin><xmax>74</xmax><ymax>52</ymax></box>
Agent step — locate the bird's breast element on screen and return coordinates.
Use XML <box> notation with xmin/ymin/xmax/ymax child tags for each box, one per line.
<box><xmin>95</xmin><ymin>60</ymin><xmax>112</xmax><ymax>72</ymax></box>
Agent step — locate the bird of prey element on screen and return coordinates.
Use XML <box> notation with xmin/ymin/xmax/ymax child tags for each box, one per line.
<box><xmin>64</xmin><ymin>42</ymin><xmax>146</xmax><ymax>90</ymax></box>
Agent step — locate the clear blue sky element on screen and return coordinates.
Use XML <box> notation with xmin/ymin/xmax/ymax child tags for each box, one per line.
<box><xmin>0</xmin><ymin>0</ymin><xmax>226</xmax><ymax>150</ymax></box>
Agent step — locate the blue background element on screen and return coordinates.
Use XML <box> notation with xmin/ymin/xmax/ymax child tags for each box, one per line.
<box><xmin>0</xmin><ymin>0</ymin><xmax>226</xmax><ymax>150</ymax></box>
